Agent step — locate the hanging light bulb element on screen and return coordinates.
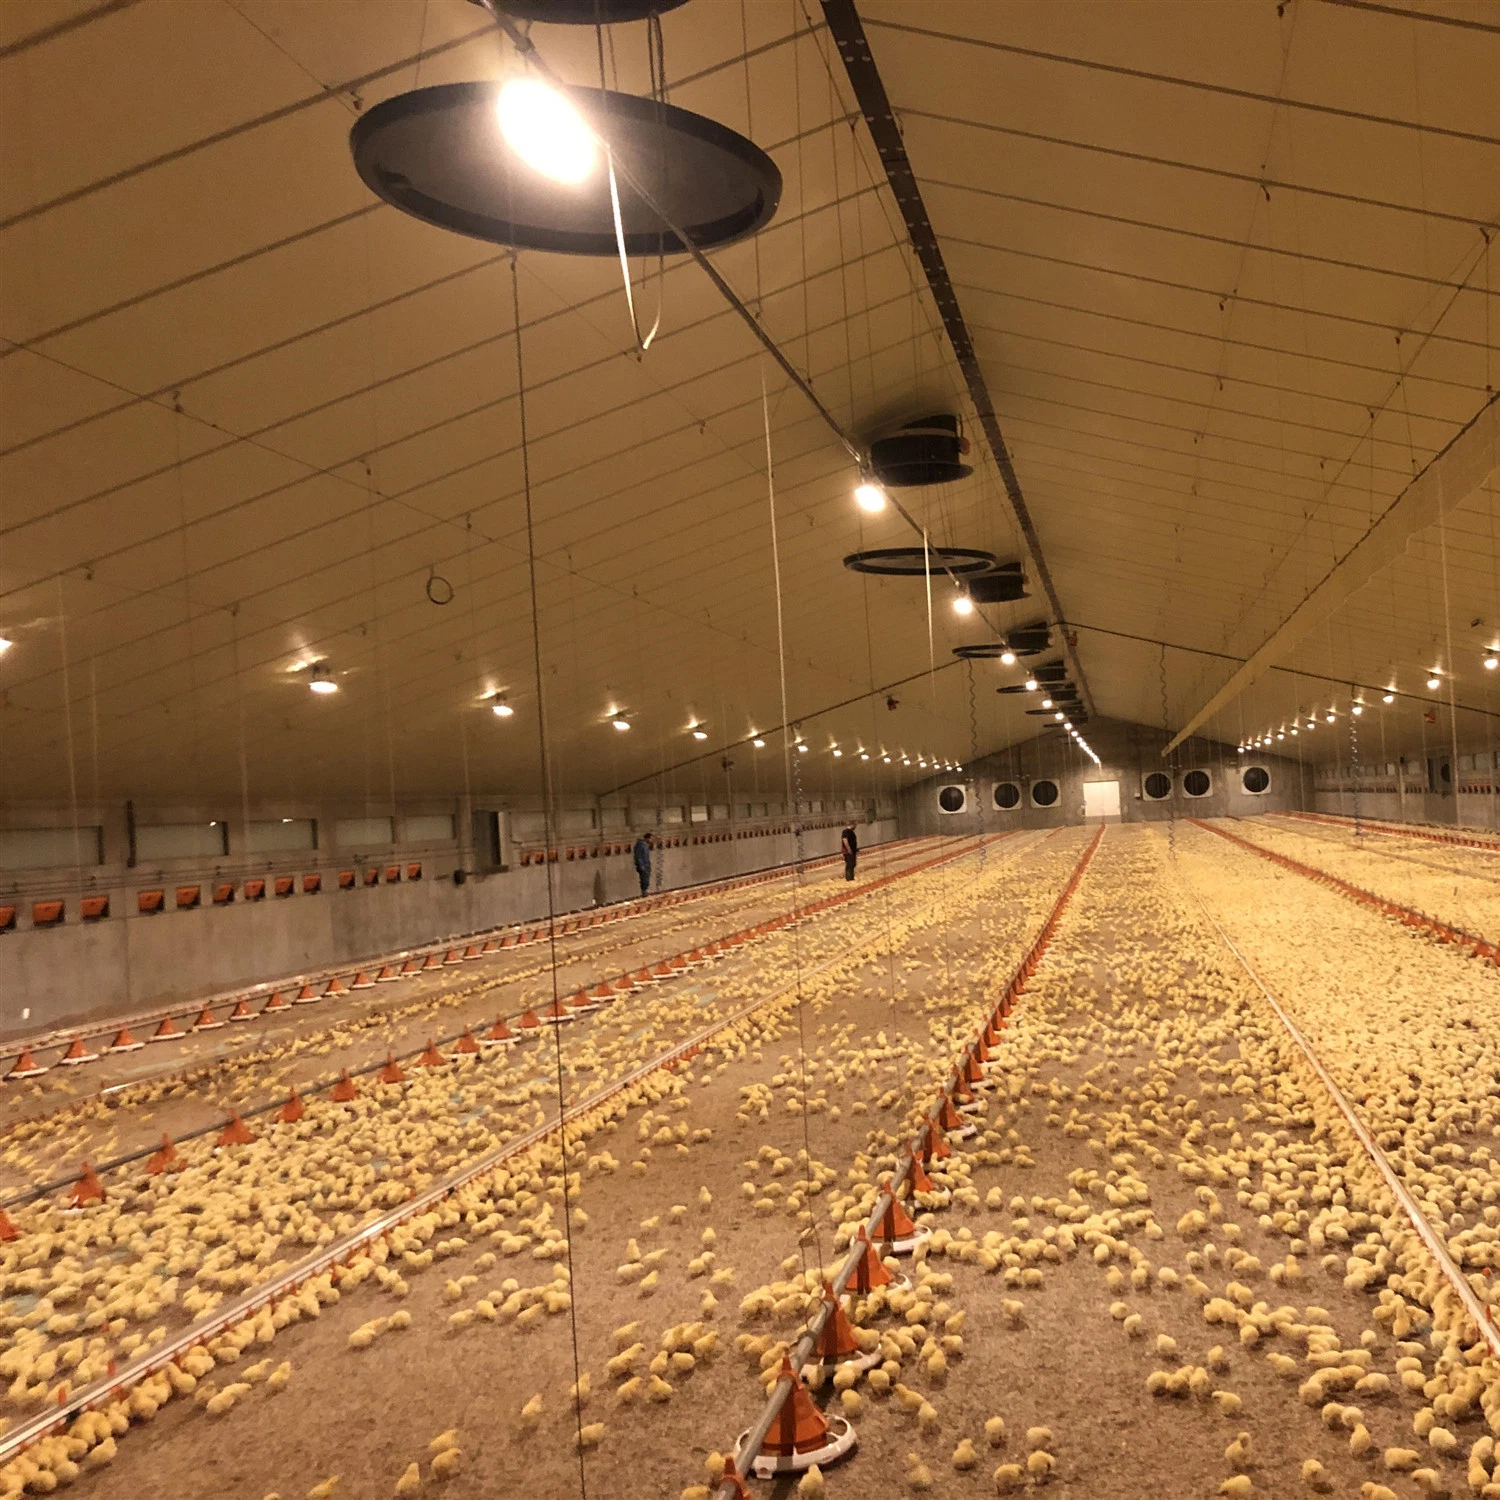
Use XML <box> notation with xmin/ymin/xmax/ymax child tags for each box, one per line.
<box><xmin>691</xmin><ymin>725</ymin><xmax>708</xmax><ymax>740</ymax></box>
<box><xmin>999</xmin><ymin>649</ymin><xmax>1016</xmax><ymax>666</ymax></box>
<box><xmin>0</xmin><ymin>636</ymin><xmax>11</xmax><ymax>656</ymax></box>
<box><xmin>491</xmin><ymin>694</ymin><xmax>514</xmax><ymax>718</ymax></box>
<box><xmin>308</xmin><ymin>662</ymin><xmax>338</xmax><ymax>695</ymax></box>
<box><xmin>496</xmin><ymin>77</ymin><xmax>596</xmax><ymax>185</ymax></box>
<box><xmin>797</xmin><ymin>742</ymin><xmax>808</xmax><ymax>753</ymax></box>
<box><xmin>859</xmin><ymin>752</ymin><xmax>869</xmax><ymax>761</ymax></box>
<box><xmin>1427</xmin><ymin>674</ymin><xmax>1441</xmax><ymax>690</ymax></box>
<box><xmin>1053</xmin><ymin>711</ymin><xmax>1064</xmax><ymax>721</ymax></box>
<box><xmin>952</xmin><ymin>594</ymin><xmax>974</xmax><ymax>616</ymax></box>
<box><xmin>751</xmin><ymin>735</ymin><xmax>765</xmax><ymax>748</ymax></box>
<box><xmin>1306</xmin><ymin>719</ymin><xmax>1316</xmax><ymax>729</ymax></box>
<box><xmin>1041</xmin><ymin>698</ymin><xmax>1054</xmax><ymax>710</ymax></box>
<box><xmin>832</xmin><ymin>748</ymin><xmax>843</xmax><ymax>758</ymax></box>
<box><xmin>1485</xmin><ymin>653</ymin><xmax>1499</xmax><ymax>670</ymax></box>
<box><xmin>611</xmin><ymin>714</ymin><xmax>631</xmax><ymax>732</ymax></box>
<box><xmin>1024</xmin><ymin>678</ymin><xmax>1038</xmax><ymax>692</ymax></box>
<box><xmin>1382</xmin><ymin>691</ymin><xmax>1395</xmax><ymax>703</ymax></box>
<box><xmin>1351</xmin><ymin>703</ymin><xmax>1363</xmax><ymax>716</ymax></box>
<box><xmin>854</xmin><ymin>480</ymin><xmax>886</xmax><ymax>514</ymax></box>
<box><xmin>1276</xmin><ymin>732</ymin><xmax>1285</xmax><ymax>740</ymax></box>
<box><xmin>1325</xmin><ymin>711</ymin><xmax>1335</xmax><ymax>722</ymax></box>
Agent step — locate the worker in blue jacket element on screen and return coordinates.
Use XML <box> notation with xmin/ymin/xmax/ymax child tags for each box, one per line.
<box><xmin>632</xmin><ymin>831</ymin><xmax>653</xmax><ymax>896</ymax></box>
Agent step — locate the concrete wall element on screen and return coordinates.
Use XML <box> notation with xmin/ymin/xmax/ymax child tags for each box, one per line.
<box><xmin>897</xmin><ymin>719</ymin><xmax>1313</xmax><ymax>839</ymax></box>
<box><xmin>0</xmin><ymin>812</ymin><xmax>895</xmax><ymax>1036</ymax></box>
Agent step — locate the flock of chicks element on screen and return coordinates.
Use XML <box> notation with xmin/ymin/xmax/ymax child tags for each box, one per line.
<box><xmin>9</xmin><ymin>813</ymin><xmax>1497</xmax><ymax>1498</ymax></box>
<box><xmin>0</xmin><ymin>831</ymin><xmax>1037</xmax><ymax>1496</ymax></box>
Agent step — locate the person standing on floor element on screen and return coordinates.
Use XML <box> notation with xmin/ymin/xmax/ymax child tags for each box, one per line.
<box><xmin>841</xmin><ymin>823</ymin><xmax>858</xmax><ymax>881</ymax></box>
<box><xmin>632</xmin><ymin>831</ymin><xmax>653</xmax><ymax>896</ymax></box>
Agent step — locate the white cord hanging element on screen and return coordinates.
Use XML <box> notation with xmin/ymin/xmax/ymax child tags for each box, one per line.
<box><xmin>607</xmin><ymin>151</ymin><xmax>661</xmax><ymax>357</ymax></box>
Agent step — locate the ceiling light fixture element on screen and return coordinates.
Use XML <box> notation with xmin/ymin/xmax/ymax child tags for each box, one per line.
<box><xmin>1486</xmin><ymin>653</ymin><xmax>1499</xmax><ymax>670</ymax></box>
<box><xmin>1024</xmin><ymin>678</ymin><xmax>1038</xmax><ymax>692</ymax></box>
<box><xmin>751</xmin><ymin>737</ymin><xmax>765</xmax><ymax>748</ymax></box>
<box><xmin>999</xmin><ymin>649</ymin><xmax>1016</xmax><ymax>666</ymax></box>
<box><xmin>952</xmin><ymin>594</ymin><xmax>974</xmax><ymax>616</ymax></box>
<box><xmin>1041</xmin><ymin>698</ymin><xmax>1054</xmax><ymax>710</ymax></box>
<box><xmin>854</xmin><ymin>480</ymin><xmax>887</xmax><ymax>514</ymax></box>
<box><xmin>860</xmin><ymin>752</ymin><xmax>870</xmax><ymax>761</ymax></box>
<box><xmin>491</xmin><ymin>694</ymin><xmax>514</xmax><ymax>718</ymax></box>
<box><xmin>611</xmin><ymin>714</ymin><xmax>631</xmax><ymax>731</ymax></box>
<box><xmin>308</xmin><ymin>662</ymin><xmax>338</xmax><ymax>695</ymax></box>
<box><xmin>1351</xmin><ymin>703</ymin><xmax>1363</xmax><ymax>716</ymax></box>
<box><xmin>1382</xmin><ymin>692</ymin><xmax>1395</xmax><ymax>704</ymax></box>
<box><xmin>832</xmin><ymin>748</ymin><xmax>843</xmax><ymax>758</ymax></box>
<box><xmin>0</xmin><ymin>636</ymin><xmax>11</xmax><ymax>656</ymax></box>
<box><xmin>882</xmin><ymin>755</ymin><xmax>891</xmax><ymax>764</ymax></box>
<box><xmin>1053</xmin><ymin>711</ymin><xmax>1064</xmax><ymax>721</ymax></box>
<box><xmin>1427</xmin><ymin>674</ymin><xmax>1441</xmax><ymax>690</ymax></box>
<box><xmin>1325</xmin><ymin>711</ymin><xmax>1335</xmax><ymax>723</ymax></box>
<box><xmin>691</xmin><ymin>727</ymin><xmax>708</xmax><ymax>740</ymax></box>
<box><xmin>797</xmin><ymin>742</ymin><xmax>808</xmax><ymax>753</ymax></box>
<box><xmin>1276</xmin><ymin>732</ymin><xmax>1285</xmax><ymax>740</ymax></box>
<box><xmin>495</xmin><ymin>77</ymin><xmax>596</xmax><ymax>185</ymax></box>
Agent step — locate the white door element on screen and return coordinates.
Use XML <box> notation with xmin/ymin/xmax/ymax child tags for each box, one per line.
<box><xmin>1083</xmin><ymin>779</ymin><xmax>1122</xmax><ymax>820</ymax></box>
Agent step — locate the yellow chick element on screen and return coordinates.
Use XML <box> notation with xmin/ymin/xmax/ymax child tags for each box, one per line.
<box><xmin>431</xmin><ymin>1449</ymin><xmax>462</xmax><ymax>1480</ymax></box>
<box><xmin>797</xmin><ymin>1466</ymin><xmax>825</xmax><ymax>1500</ymax></box>
<box><xmin>993</xmin><ymin>1465</ymin><xmax>1025</xmax><ymax>1493</ymax></box>
<box><xmin>1225</xmin><ymin>1432</ymin><xmax>1251</xmax><ymax>1470</ymax></box>
<box><xmin>577</xmin><ymin>1424</ymin><xmax>604</xmax><ymax>1450</ymax></box>
<box><xmin>520</xmin><ymin>1394</ymin><xmax>543</xmax><ymax>1426</ymax></box>
<box><xmin>394</xmin><ymin>1464</ymin><xmax>422</xmax><ymax>1498</ymax></box>
<box><xmin>1025</xmin><ymin>1427</ymin><xmax>1052</xmax><ymax>1452</ymax></box>
<box><xmin>1211</xmin><ymin>1391</ymin><xmax>1243</xmax><ymax>1417</ymax></box>
<box><xmin>307</xmin><ymin>1482</ymin><xmax>340</xmax><ymax>1500</ymax></box>
<box><xmin>840</xmin><ymin>1388</ymin><xmax>863</xmax><ymax>1418</ymax></box>
<box><xmin>1219</xmin><ymin>1481</ymin><xmax>1251</xmax><ymax>1499</ymax></box>
<box><xmin>905</xmin><ymin>1453</ymin><xmax>933</xmax><ymax>1491</ymax></box>
<box><xmin>429</xmin><ymin>1431</ymin><xmax>459</xmax><ymax>1453</ymax></box>
<box><xmin>1359</xmin><ymin>1487</ymin><xmax>1399</xmax><ymax>1500</ymax></box>
<box><xmin>1300</xmin><ymin>1459</ymin><xmax>1332</xmax><ymax>1493</ymax></box>
<box><xmin>953</xmin><ymin>1438</ymin><xmax>978</xmax><ymax>1470</ymax></box>
<box><xmin>1027</xmin><ymin>1451</ymin><xmax>1054</xmax><ymax>1481</ymax></box>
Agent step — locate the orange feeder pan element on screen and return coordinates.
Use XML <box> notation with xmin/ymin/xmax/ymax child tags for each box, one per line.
<box><xmin>0</xmin><ymin>1209</ymin><xmax>19</xmax><ymax>1242</ymax></box>
<box><xmin>567</xmin><ymin>989</ymin><xmax>601</xmax><ymax>1014</ymax></box>
<box><xmin>149</xmin><ymin>1016</ymin><xmax>182</xmax><ymax>1043</ymax></box>
<box><xmin>516</xmin><ymin>1008</ymin><xmax>542</xmax><ymax>1032</ymax></box>
<box><xmin>845</xmin><ymin>1224</ymin><xmax>910</xmax><ymax>1295</ymax></box>
<box><xmin>6</xmin><ymin>1047</ymin><xmax>48</xmax><ymax>1081</ymax></box>
<box><xmin>146</xmin><ymin>1134</ymin><xmax>181</xmax><ymax>1175</ymax></box>
<box><xmin>228</xmin><ymin>999</ymin><xmax>254</xmax><ymax>1022</ymax></box>
<box><xmin>454</xmin><ymin>1029</ymin><xmax>481</xmax><ymax>1055</ymax></box>
<box><xmin>106</xmin><ymin>1027</ymin><xmax>144</xmax><ymax>1054</ymax></box>
<box><xmin>540</xmin><ymin>998</ymin><xmax>574</xmax><ymax>1026</ymax></box>
<box><xmin>875</xmin><ymin>1190</ymin><xmax>930</xmax><ymax>1256</ymax></box>
<box><xmin>262</xmin><ymin>991</ymin><xmax>291</xmax><ymax>1014</ymax></box>
<box><xmin>331</xmin><ymin>1069</ymin><xmax>359</xmax><ymax>1102</ymax></box>
<box><xmin>377</xmin><ymin>1053</ymin><xmax>408</xmax><ymax>1084</ymax></box>
<box><xmin>193</xmin><ymin>1007</ymin><xmax>224</xmax><ymax>1031</ymax></box>
<box><xmin>375</xmin><ymin>965</ymin><xmax>401</xmax><ymax>983</ymax></box>
<box><xmin>293</xmin><ymin>984</ymin><xmax>320</xmax><ymax>1005</ymax></box>
<box><xmin>480</xmin><ymin>1018</ymin><xmax>517</xmax><ymax>1047</ymax></box>
<box><xmin>800</xmin><ymin>1285</ymin><xmax>881</xmax><ymax>1377</ymax></box>
<box><xmin>63</xmin><ymin>1163</ymin><xmax>106</xmax><ymax>1210</ymax></box>
<box><xmin>216</xmin><ymin>1112</ymin><xmax>256</xmax><ymax>1147</ymax></box>
<box><xmin>349</xmin><ymin>972</ymin><xmax>376</xmax><ymax>990</ymax></box>
<box><xmin>416</xmin><ymin>1041</ymin><xmax>448</xmax><ymax>1068</ymax></box>
<box><xmin>278</xmin><ymin>1089</ymin><xmax>306</xmax><ymax>1124</ymax></box>
<box><xmin>57</xmin><ymin>1036</ymin><xmax>99</xmax><ymax>1067</ymax></box>
<box><xmin>736</xmin><ymin>1355</ymin><xmax>856</xmax><ymax>1478</ymax></box>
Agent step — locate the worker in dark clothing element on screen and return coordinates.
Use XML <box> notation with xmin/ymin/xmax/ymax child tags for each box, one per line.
<box><xmin>632</xmin><ymin>831</ymin><xmax>653</xmax><ymax>896</ymax></box>
<box><xmin>841</xmin><ymin>824</ymin><xmax>858</xmax><ymax>881</ymax></box>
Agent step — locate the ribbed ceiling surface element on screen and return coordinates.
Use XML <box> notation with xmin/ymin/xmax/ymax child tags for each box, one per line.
<box><xmin>1</xmin><ymin>0</ymin><xmax>1497</xmax><ymax>809</ymax></box>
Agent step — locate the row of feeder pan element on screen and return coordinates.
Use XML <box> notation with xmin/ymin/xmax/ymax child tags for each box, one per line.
<box><xmin>718</xmin><ymin>828</ymin><xmax>1102</xmax><ymax>1489</ymax></box>
<box><xmin>0</xmin><ymin>862</ymin><xmax>840</xmax><ymax>1082</ymax></box>
<box><xmin>1</xmin><ymin>838</ymin><xmax>998</xmax><ymax>1219</ymax></box>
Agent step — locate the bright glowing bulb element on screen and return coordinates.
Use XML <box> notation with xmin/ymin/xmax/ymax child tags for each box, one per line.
<box><xmin>901</xmin><ymin>757</ymin><xmax>910</xmax><ymax>766</ymax></box>
<box><xmin>1486</xmin><ymin>654</ymin><xmax>1499</xmax><ymax>670</ymax></box>
<box><xmin>309</xmin><ymin>677</ymin><xmax>338</xmax><ymax>695</ymax></box>
<box><xmin>999</xmin><ymin>649</ymin><xmax>1016</xmax><ymax>666</ymax></box>
<box><xmin>882</xmin><ymin>755</ymin><xmax>891</xmax><ymax>763</ymax></box>
<box><xmin>860</xmin><ymin>752</ymin><xmax>869</xmax><ymax>761</ymax></box>
<box><xmin>0</xmin><ymin>636</ymin><xmax>11</xmax><ymax>655</ymax></box>
<box><xmin>1041</xmin><ymin>698</ymin><xmax>1053</xmax><ymax>710</ymax></box>
<box><xmin>1053</xmin><ymin>711</ymin><xmax>1064</xmax><ymax>721</ymax></box>
<box><xmin>1024</xmin><ymin>678</ymin><xmax>1038</xmax><ymax>692</ymax></box>
<box><xmin>752</xmin><ymin>737</ymin><xmax>765</xmax><ymax>748</ymax></box>
<box><xmin>1063</xmin><ymin>720</ymin><xmax>1072</xmax><ymax>730</ymax></box>
<box><xmin>1289</xmin><ymin>728</ymin><xmax>1297</xmax><ymax>736</ymax></box>
<box><xmin>491</xmin><ymin>696</ymin><xmax>514</xmax><ymax>718</ymax></box>
<box><xmin>1427</xmin><ymin>675</ymin><xmax>1441</xmax><ymax>690</ymax></box>
<box><xmin>611</xmin><ymin>716</ymin><xmax>630</xmax><ymax>731</ymax></box>
<box><xmin>1325</xmin><ymin>711</ymin><xmax>1335</xmax><ymax>722</ymax></box>
<box><xmin>1276</xmin><ymin>732</ymin><xmax>1285</xmax><ymax>740</ymax></box>
<box><xmin>1382</xmin><ymin>692</ymin><xmax>1394</xmax><ymax>703</ymax></box>
<box><xmin>691</xmin><ymin>728</ymin><xmax>708</xmax><ymax>740</ymax></box>
<box><xmin>832</xmin><ymin>749</ymin><xmax>842</xmax><ymax>758</ymax></box>
<box><xmin>1237</xmin><ymin>746</ymin><xmax>1245</xmax><ymax>754</ymax></box>
<box><xmin>496</xmin><ymin>77</ymin><xmax>595</xmax><ymax>185</ymax></box>
<box><xmin>854</xmin><ymin>481</ymin><xmax>886</xmax><ymax>514</ymax></box>
<box><xmin>797</xmin><ymin>743</ymin><xmax>808</xmax><ymax>753</ymax></box>
<box><xmin>1351</xmin><ymin>703</ymin><xmax>1363</xmax><ymax>715</ymax></box>
<box><xmin>952</xmin><ymin>594</ymin><xmax>974</xmax><ymax>616</ymax></box>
